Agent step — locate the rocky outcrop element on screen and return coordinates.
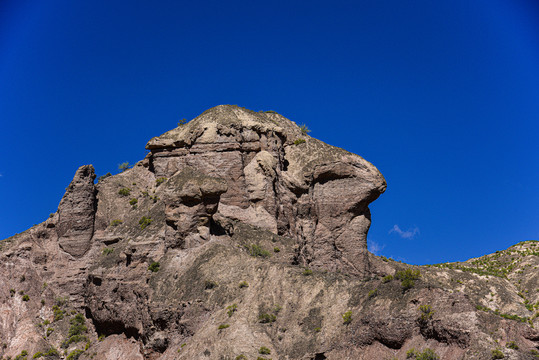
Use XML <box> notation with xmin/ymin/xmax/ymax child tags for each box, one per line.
<box><xmin>164</xmin><ymin>166</ymin><xmax>227</xmax><ymax>249</ymax></box>
<box><xmin>2</xmin><ymin>106</ymin><xmax>538</xmax><ymax>360</ymax></box>
<box><xmin>146</xmin><ymin>105</ymin><xmax>386</xmax><ymax>276</ymax></box>
<box><xmin>56</xmin><ymin>165</ymin><xmax>97</xmax><ymax>257</ymax></box>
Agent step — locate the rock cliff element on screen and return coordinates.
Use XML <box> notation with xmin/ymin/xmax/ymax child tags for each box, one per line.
<box><xmin>0</xmin><ymin>105</ymin><xmax>538</xmax><ymax>360</ymax></box>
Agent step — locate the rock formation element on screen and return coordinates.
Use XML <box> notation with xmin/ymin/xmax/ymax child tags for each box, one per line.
<box><xmin>57</xmin><ymin>165</ymin><xmax>97</xmax><ymax>257</ymax></box>
<box><xmin>146</xmin><ymin>105</ymin><xmax>386</xmax><ymax>276</ymax></box>
<box><xmin>0</xmin><ymin>105</ymin><xmax>538</xmax><ymax>360</ymax></box>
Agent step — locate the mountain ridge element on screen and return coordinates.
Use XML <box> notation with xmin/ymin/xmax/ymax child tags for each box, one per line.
<box><xmin>0</xmin><ymin>106</ymin><xmax>537</xmax><ymax>360</ymax></box>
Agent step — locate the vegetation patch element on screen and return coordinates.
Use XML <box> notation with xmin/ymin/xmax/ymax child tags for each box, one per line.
<box><xmin>139</xmin><ymin>216</ymin><xmax>152</xmax><ymax>230</ymax></box>
<box><xmin>66</xmin><ymin>349</ymin><xmax>84</xmax><ymax>360</ymax></box>
<box><xmin>227</xmin><ymin>303</ymin><xmax>238</xmax><ymax>317</ymax></box>
<box><xmin>491</xmin><ymin>348</ymin><xmax>504</xmax><ymax>359</ymax></box>
<box><xmin>155</xmin><ymin>177</ymin><xmax>167</xmax><ymax>186</ymax></box>
<box><xmin>294</xmin><ymin>138</ymin><xmax>306</xmax><ymax>145</ymax></box>
<box><xmin>248</xmin><ymin>244</ymin><xmax>271</xmax><ymax>258</ymax></box>
<box><xmin>299</xmin><ymin>124</ymin><xmax>311</xmax><ymax>135</ymax></box>
<box><xmin>258</xmin><ymin>313</ymin><xmax>277</xmax><ymax>323</ymax></box>
<box><xmin>505</xmin><ymin>341</ymin><xmax>518</xmax><ymax>350</ymax></box>
<box><xmin>407</xmin><ymin>348</ymin><xmax>439</xmax><ymax>359</ymax></box>
<box><xmin>110</xmin><ymin>219</ymin><xmax>123</xmax><ymax>226</ymax></box>
<box><xmin>148</xmin><ymin>262</ymin><xmax>160</xmax><ymax>272</ymax></box>
<box><xmin>118</xmin><ymin>187</ymin><xmax>131</xmax><ymax>196</ymax></box>
<box><xmin>342</xmin><ymin>310</ymin><xmax>352</xmax><ymax>325</ymax></box>
<box><xmin>418</xmin><ymin>305</ymin><xmax>434</xmax><ymax>325</ymax></box>
<box><xmin>61</xmin><ymin>313</ymin><xmax>88</xmax><ymax>348</ymax></box>
<box><xmin>395</xmin><ymin>268</ymin><xmax>421</xmax><ymax>290</ymax></box>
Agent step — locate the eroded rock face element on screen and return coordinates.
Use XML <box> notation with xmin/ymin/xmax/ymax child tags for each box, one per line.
<box><xmin>56</xmin><ymin>165</ymin><xmax>97</xmax><ymax>257</ymax></box>
<box><xmin>163</xmin><ymin>167</ymin><xmax>227</xmax><ymax>249</ymax></box>
<box><xmin>2</xmin><ymin>106</ymin><xmax>539</xmax><ymax>360</ymax></box>
<box><xmin>146</xmin><ymin>105</ymin><xmax>386</xmax><ymax>276</ymax></box>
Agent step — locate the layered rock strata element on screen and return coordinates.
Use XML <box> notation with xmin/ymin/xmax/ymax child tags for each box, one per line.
<box><xmin>146</xmin><ymin>105</ymin><xmax>386</xmax><ymax>276</ymax></box>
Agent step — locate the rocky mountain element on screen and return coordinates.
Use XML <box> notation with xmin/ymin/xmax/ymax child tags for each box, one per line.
<box><xmin>1</xmin><ymin>105</ymin><xmax>538</xmax><ymax>360</ymax></box>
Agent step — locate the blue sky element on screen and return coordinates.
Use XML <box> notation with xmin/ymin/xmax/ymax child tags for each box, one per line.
<box><xmin>1</xmin><ymin>0</ymin><xmax>537</xmax><ymax>265</ymax></box>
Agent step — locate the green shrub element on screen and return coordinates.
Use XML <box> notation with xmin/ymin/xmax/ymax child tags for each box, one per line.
<box><xmin>416</xmin><ymin>348</ymin><xmax>439</xmax><ymax>360</ymax></box>
<box><xmin>258</xmin><ymin>313</ymin><xmax>277</xmax><ymax>323</ymax></box>
<box><xmin>139</xmin><ymin>216</ymin><xmax>152</xmax><ymax>230</ymax></box>
<box><xmin>505</xmin><ymin>341</ymin><xmax>518</xmax><ymax>350</ymax></box>
<box><xmin>102</xmin><ymin>247</ymin><xmax>113</xmax><ymax>255</ymax></box>
<box><xmin>368</xmin><ymin>289</ymin><xmax>378</xmax><ymax>299</ymax></box>
<box><xmin>52</xmin><ymin>305</ymin><xmax>64</xmax><ymax>321</ymax></box>
<box><xmin>395</xmin><ymin>268</ymin><xmax>421</xmax><ymax>290</ymax></box>
<box><xmin>155</xmin><ymin>177</ymin><xmax>167</xmax><ymax>186</ymax></box>
<box><xmin>406</xmin><ymin>348</ymin><xmax>419</xmax><ymax>358</ymax></box>
<box><xmin>235</xmin><ymin>355</ymin><xmax>248</xmax><ymax>360</ymax></box>
<box><xmin>129</xmin><ymin>198</ymin><xmax>138</xmax><ymax>206</ymax></box>
<box><xmin>314</xmin><ymin>327</ymin><xmax>321</xmax><ymax>332</ymax></box>
<box><xmin>66</xmin><ymin>349</ymin><xmax>84</xmax><ymax>360</ymax></box>
<box><xmin>98</xmin><ymin>334</ymin><xmax>105</xmax><ymax>342</ymax></box>
<box><xmin>14</xmin><ymin>350</ymin><xmax>28</xmax><ymax>360</ymax></box>
<box><xmin>178</xmin><ymin>118</ymin><xmax>187</xmax><ymax>126</ymax></box>
<box><xmin>491</xmin><ymin>348</ymin><xmax>504</xmax><ymax>359</ymax></box>
<box><xmin>273</xmin><ymin>247</ymin><xmax>280</xmax><ymax>253</ymax></box>
<box><xmin>418</xmin><ymin>304</ymin><xmax>434</xmax><ymax>323</ymax></box>
<box><xmin>44</xmin><ymin>347</ymin><xmax>59</xmax><ymax>356</ymax></box>
<box><xmin>239</xmin><ymin>281</ymin><xmax>249</xmax><ymax>288</ymax></box>
<box><xmin>97</xmin><ymin>172</ymin><xmax>112</xmax><ymax>183</ymax></box>
<box><xmin>110</xmin><ymin>219</ymin><xmax>123</xmax><ymax>226</ymax></box>
<box><xmin>227</xmin><ymin>304</ymin><xmax>237</xmax><ymax>317</ymax></box>
<box><xmin>299</xmin><ymin>124</ymin><xmax>311</xmax><ymax>135</ymax></box>
<box><xmin>218</xmin><ymin>324</ymin><xmax>230</xmax><ymax>330</ymax></box>
<box><xmin>342</xmin><ymin>310</ymin><xmax>352</xmax><ymax>325</ymax></box>
<box><xmin>303</xmin><ymin>268</ymin><xmax>313</xmax><ymax>276</ymax></box>
<box><xmin>148</xmin><ymin>262</ymin><xmax>160</xmax><ymax>272</ymax></box>
<box><xmin>118</xmin><ymin>187</ymin><xmax>131</xmax><ymax>196</ymax></box>
<box><xmin>10</xmin><ymin>288</ymin><xmax>15</xmax><ymax>297</ymax></box>
<box><xmin>32</xmin><ymin>352</ymin><xmax>43</xmax><ymax>359</ymax></box>
<box><xmin>249</xmin><ymin>244</ymin><xmax>271</xmax><ymax>258</ymax></box>
<box><xmin>259</xmin><ymin>346</ymin><xmax>271</xmax><ymax>355</ymax></box>
<box><xmin>294</xmin><ymin>138</ymin><xmax>306</xmax><ymax>145</ymax></box>
<box><xmin>46</xmin><ymin>327</ymin><xmax>54</xmax><ymax>337</ymax></box>
<box><xmin>61</xmin><ymin>313</ymin><xmax>88</xmax><ymax>348</ymax></box>
<box><xmin>22</xmin><ymin>294</ymin><xmax>29</xmax><ymax>302</ymax></box>
<box><xmin>118</xmin><ymin>162</ymin><xmax>130</xmax><ymax>172</ymax></box>
<box><xmin>382</xmin><ymin>275</ymin><xmax>393</xmax><ymax>283</ymax></box>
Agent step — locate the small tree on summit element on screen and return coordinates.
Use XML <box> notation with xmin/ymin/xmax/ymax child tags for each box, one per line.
<box><xmin>118</xmin><ymin>162</ymin><xmax>130</xmax><ymax>172</ymax></box>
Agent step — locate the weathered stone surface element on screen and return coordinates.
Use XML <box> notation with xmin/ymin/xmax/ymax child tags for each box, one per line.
<box><xmin>146</xmin><ymin>105</ymin><xmax>386</xmax><ymax>276</ymax></box>
<box><xmin>2</xmin><ymin>106</ymin><xmax>539</xmax><ymax>360</ymax></box>
<box><xmin>163</xmin><ymin>166</ymin><xmax>227</xmax><ymax>249</ymax></box>
<box><xmin>56</xmin><ymin>165</ymin><xmax>97</xmax><ymax>257</ymax></box>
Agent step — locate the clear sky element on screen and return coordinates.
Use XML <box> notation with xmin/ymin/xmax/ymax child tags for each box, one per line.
<box><xmin>1</xmin><ymin>0</ymin><xmax>538</xmax><ymax>265</ymax></box>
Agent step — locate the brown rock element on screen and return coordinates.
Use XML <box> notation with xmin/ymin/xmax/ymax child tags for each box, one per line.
<box><xmin>56</xmin><ymin>165</ymin><xmax>97</xmax><ymax>257</ymax></box>
<box><xmin>146</xmin><ymin>105</ymin><xmax>386</xmax><ymax>275</ymax></box>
